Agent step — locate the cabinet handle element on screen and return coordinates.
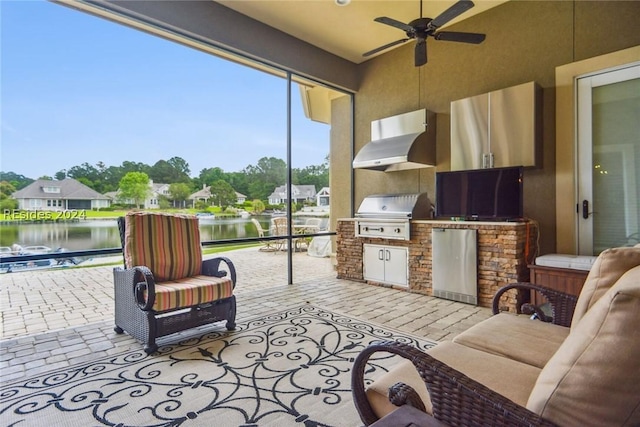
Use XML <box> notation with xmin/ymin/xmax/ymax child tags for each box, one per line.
<box><xmin>482</xmin><ymin>152</ymin><xmax>495</xmax><ymax>169</ymax></box>
<box><xmin>378</xmin><ymin>249</ymin><xmax>384</xmax><ymax>260</ymax></box>
<box><xmin>385</xmin><ymin>249</ymin><xmax>391</xmax><ymax>261</ymax></box>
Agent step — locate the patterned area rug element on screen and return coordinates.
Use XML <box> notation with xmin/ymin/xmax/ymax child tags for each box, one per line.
<box><xmin>1</xmin><ymin>305</ymin><xmax>436</xmax><ymax>426</ymax></box>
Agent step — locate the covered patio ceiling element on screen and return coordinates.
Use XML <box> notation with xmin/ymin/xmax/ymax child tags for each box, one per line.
<box><xmin>217</xmin><ymin>0</ymin><xmax>508</xmax><ymax>64</ymax></box>
<box><xmin>55</xmin><ymin>0</ymin><xmax>507</xmax><ymax>93</ymax></box>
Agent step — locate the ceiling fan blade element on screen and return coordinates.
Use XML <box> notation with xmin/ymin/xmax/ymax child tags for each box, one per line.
<box><xmin>434</xmin><ymin>31</ymin><xmax>486</xmax><ymax>44</ymax></box>
<box><xmin>363</xmin><ymin>38</ymin><xmax>410</xmax><ymax>57</ymax></box>
<box><xmin>429</xmin><ymin>0</ymin><xmax>475</xmax><ymax>29</ymax></box>
<box><xmin>415</xmin><ymin>38</ymin><xmax>427</xmax><ymax>67</ymax></box>
<box><xmin>374</xmin><ymin>16</ymin><xmax>414</xmax><ymax>33</ymax></box>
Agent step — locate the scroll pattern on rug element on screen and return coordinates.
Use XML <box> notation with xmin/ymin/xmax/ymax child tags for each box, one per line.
<box><xmin>0</xmin><ymin>305</ymin><xmax>435</xmax><ymax>426</ymax></box>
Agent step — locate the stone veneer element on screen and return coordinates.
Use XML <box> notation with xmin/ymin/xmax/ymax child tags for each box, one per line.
<box><xmin>336</xmin><ymin>219</ymin><xmax>539</xmax><ymax>312</ymax></box>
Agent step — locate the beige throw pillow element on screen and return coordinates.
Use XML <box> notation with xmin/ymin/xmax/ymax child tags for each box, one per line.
<box><xmin>571</xmin><ymin>246</ymin><xmax>640</xmax><ymax>329</ymax></box>
<box><xmin>527</xmin><ymin>265</ymin><xmax>640</xmax><ymax>426</ymax></box>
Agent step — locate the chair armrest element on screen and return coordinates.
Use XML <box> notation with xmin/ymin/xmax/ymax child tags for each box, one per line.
<box><xmin>131</xmin><ymin>266</ymin><xmax>156</xmax><ymax>311</ymax></box>
<box><xmin>113</xmin><ymin>265</ymin><xmax>156</xmax><ymax>311</ymax></box>
<box><xmin>202</xmin><ymin>256</ymin><xmax>237</xmax><ymax>288</ymax></box>
<box><xmin>352</xmin><ymin>341</ymin><xmax>557</xmax><ymax>427</ymax></box>
<box><xmin>493</xmin><ymin>282</ymin><xmax>579</xmax><ymax>327</ymax></box>
<box><xmin>388</xmin><ymin>382</ymin><xmax>427</xmax><ymax>412</ymax></box>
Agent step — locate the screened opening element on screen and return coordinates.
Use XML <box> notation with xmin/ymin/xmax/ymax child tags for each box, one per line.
<box><xmin>1</xmin><ymin>0</ymin><xmax>353</xmax><ymax>283</ymax></box>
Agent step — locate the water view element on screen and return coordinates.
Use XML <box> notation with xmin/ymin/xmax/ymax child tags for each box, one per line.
<box><xmin>0</xmin><ymin>216</ymin><xmax>328</xmax><ymax>252</ymax></box>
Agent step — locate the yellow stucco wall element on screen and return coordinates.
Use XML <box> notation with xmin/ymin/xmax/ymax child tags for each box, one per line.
<box><xmin>332</xmin><ymin>0</ymin><xmax>640</xmax><ymax>255</ymax></box>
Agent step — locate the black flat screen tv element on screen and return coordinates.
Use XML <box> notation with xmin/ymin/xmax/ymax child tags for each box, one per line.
<box><xmin>435</xmin><ymin>166</ymin><xmax>524</xmax><ymax>221</ymax></box>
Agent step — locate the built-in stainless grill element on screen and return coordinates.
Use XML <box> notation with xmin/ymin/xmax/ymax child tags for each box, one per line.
<box><xmin>355</xmin><ymin>193</ymin><xmax>433</xmax><ymax>240</ymax></box>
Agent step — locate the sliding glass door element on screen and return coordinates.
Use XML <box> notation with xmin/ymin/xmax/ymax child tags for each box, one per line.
<box><xmin>576</xmin><ymin>63</ymin><xmax>640</xmax><ymax>254</ymax></box>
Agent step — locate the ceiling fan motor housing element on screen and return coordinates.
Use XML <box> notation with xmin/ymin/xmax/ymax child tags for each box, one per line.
<box><xmin>407</xmin><ymin>17</ymin><xmax>433</xmax><ymax>38</ymax></box>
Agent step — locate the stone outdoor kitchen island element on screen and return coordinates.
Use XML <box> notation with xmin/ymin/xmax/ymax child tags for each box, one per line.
<box><xmin>336</xmin><ymin>219</ymin><xmax>539</xmax><ymax>312</ymax></box>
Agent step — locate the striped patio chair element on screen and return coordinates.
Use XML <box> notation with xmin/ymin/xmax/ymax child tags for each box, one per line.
<box><xmin>113</xmin><ymin>211</ymin><xmax>237</xmax><ymax>354</ymax></box>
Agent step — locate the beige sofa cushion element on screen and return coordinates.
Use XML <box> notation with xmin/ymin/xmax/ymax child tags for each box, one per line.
<box><xmin>366</xmin><ymin>341</ymin><xmax>541</xmax><ymax>419</ymax></box>
<box><xmin>571</xmin><ymin>246</ymin><xmax>640</xmax><ymax>329</ymax></box>
<box><xmin>527</xmin><ymin>265</ymin><xmax>640</xmax><ymax>426</ymax></box>
<box><xmin>452</xmin><ymin>313</ymin><xmax>569</xmax><ymax>368</ymax></box>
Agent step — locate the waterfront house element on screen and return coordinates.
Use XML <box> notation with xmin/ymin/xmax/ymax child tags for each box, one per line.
<box><xmin>316</xmin><ymin>187</ymin><xmax>330</xmax><ymax>207</ymax></box>
<box><xmin>106</xmin><ymin>180</ymin><xmax>171</xmax><ymax>209</ymax></box>
<box><xmin>268</xmin><ymin>184</ymin><xmax>317</xmax><ymax>206</ymax></box>
<box><xmin>11</xmin><ymin>178</ymin><xmax>110</xmax><ymax>211</ymax></box>
<box><xmin>188</xmin><ymin>184</ymin><xmax>247</xmax><ymax>207</ymax></box>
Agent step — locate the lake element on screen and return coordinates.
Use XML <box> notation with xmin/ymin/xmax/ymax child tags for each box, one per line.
<box><xmin>0</xmin><ymin>216</ymin><xmax>327</xmax><ymax>251</ymax></box>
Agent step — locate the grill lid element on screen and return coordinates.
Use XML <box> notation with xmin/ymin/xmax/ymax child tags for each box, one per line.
<box><xmin>356</xmin><ymin>193</ymin><xmax>433</xmax><ymax>219</ymax></box>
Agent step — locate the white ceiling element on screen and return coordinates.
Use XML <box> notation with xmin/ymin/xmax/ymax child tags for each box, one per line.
<box><xmin>217</xmin><ymin>0</ymin><xmax>508</xmax><ymax>64</ymax></box>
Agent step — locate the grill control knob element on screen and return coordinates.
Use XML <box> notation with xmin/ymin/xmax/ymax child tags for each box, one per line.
<box><xmin>363</xmin><ymin>226</ymin><xmax>369</xmax><ymax>231</ymax></box>
<box><xmin>394</xmin><ymin>228</ymin><xmax>401</xmax><ymax>233</ymax></box>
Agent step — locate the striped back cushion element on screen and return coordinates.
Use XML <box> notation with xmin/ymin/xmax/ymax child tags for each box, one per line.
<box><xmin>124</xmin><ymin>212</ymin><xmax>202</xmax><ymax>281</ymax></box>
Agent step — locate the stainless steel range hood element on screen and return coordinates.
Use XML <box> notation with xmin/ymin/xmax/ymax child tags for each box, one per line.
<box><xmin>353</xmin><ymin>109</ymin><xmax>436</xmax><ymax>172</ymax></box>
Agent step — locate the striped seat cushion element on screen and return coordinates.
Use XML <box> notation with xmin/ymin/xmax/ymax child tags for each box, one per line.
<box><xmin>147</xmin><ymin>275</ymin><xmax>234</xmax><ymax>312</ymax></box>
<box><xmin>124</xmin><ymin>212</ymin><xmax>202</xmax><ymax>282</ymax></box>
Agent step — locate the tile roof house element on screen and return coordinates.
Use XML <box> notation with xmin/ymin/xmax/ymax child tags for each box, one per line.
<box><xmin>11</xmin><ymin>178</ymin><xmax>110</xmax><ymax>211</ymax></box>
<box><xmin>268</xmin><ymin>185</ymin><xmax>317</xmax><ymax>205</ymax></box>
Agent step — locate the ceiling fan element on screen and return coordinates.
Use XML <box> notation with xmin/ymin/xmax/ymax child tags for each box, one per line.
<box><xmin>363</xmin><ymin>0</ymin><xmax>486</xmax><ymax>67</ymax></box>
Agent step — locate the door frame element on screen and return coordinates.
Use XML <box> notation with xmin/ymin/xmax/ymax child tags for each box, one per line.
<box><xmin>576</xmin><ymin>65</ymin><xmax>640</xmax><ymax>254</ymax></box>
<box><xmin>555</xmin><ymin>46</ymin><xmax>640</xmax><ymax>254</ymax></box>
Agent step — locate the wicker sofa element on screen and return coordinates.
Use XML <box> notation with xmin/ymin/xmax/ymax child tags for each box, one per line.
<box><xmin>113</xmin><ymin>212</ymin><xmax>237</xmax><ymax>354</ymax></box>
<box><xmin>352</xmin><ymin>246</ymin><xmax>640</xmax><ymax>426</ymax></box>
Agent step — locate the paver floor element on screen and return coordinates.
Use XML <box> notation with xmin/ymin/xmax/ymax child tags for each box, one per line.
<box><xmin>0</xmin><ymin>247</ymin><xmax>492</xmax><ymax>383</ymax></box>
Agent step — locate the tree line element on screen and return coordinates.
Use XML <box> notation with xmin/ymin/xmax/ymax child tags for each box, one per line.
<box><xmin>0</xmin><ymin>155</ymin><xmax>329</xmax><ymax>210</ymax></box>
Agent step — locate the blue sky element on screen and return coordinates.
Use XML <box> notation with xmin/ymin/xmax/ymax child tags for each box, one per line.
<box><xmin>1</xmin><ymin>0</ymin><xmax>330</xmax><ymax>180</ymax></box>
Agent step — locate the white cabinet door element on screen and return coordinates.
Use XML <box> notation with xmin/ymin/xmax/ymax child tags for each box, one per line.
<box><xmin>363</xmin><ymin>244</ymin><xmax>408</xmax><ymax>287</ymax></box>
<box><xmin>363</xmin><ymin>244</ymin><xmax>385</xmax><ymax>282</ymax></box>
<box><xmin>383</xmin><ymin>246</ymin><xmax>408</xmax><ymax>287</ymax></box>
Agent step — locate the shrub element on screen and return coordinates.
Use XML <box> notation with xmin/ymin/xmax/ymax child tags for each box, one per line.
<box><xmin>0</xmin><ymin>198</ymin><xmax>18</xmax><ymax>211</ymax></box>
<box><xmin>195</xmin><ymin>200</ymin><xmax>208</xmax><ymax>210</ymax></box>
